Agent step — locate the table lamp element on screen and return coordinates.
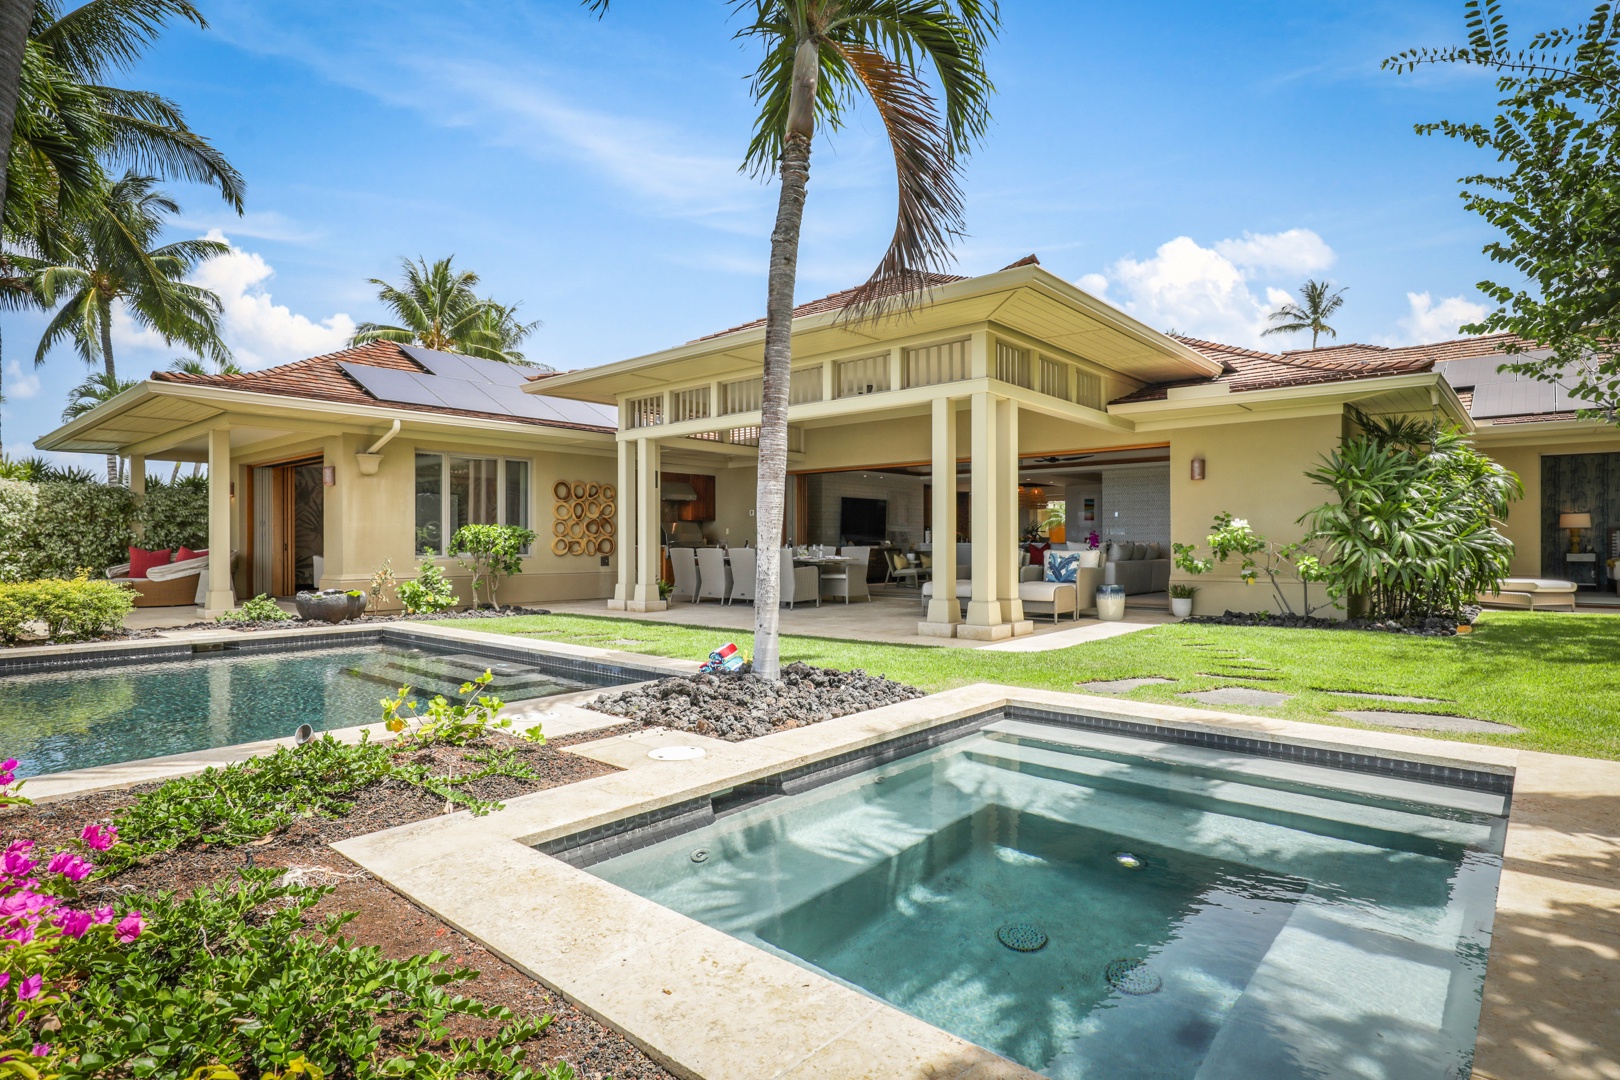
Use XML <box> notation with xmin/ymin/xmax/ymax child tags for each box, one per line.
<box><xmin>1560</xmin><ymin>512</ymin><xmax>1593</xmax><ymax>553</ymax></box>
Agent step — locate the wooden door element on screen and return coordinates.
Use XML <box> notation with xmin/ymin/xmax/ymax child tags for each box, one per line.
<box><xmin>271</xmin><ymin>466</ymin><xmax>297</xmax><ymax>596</ymax></box>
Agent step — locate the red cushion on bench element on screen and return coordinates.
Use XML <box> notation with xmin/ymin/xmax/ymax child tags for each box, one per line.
<box><xmin>127</xmin><ymin>546</ymin><xmax>172</xmax><ymax>579</ymax></box>
<box><xmin>176</xmin><ymin>546</ymin><xmax>207</xmax><ymax>563</ymax></box>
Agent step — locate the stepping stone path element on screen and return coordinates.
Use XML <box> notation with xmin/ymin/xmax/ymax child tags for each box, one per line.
<box><xmin>1333</xmin><ymin>710</ymin><xmax>1520</xmax><ymax>734</ymax></box>
<box><xmin>1078</xmin><ymin>677</ymin><xmax>1176</xmax><ymax>694</ymax></box>
<box><xmin>1325</xmin><ymin>691</ymin><xmax>1448</xmax><ymax>705</ymax></box>
<box><xmin>1182</xmin><ymin>687</ymin><xmax>1294</xmax><ymax>708</ymax></box>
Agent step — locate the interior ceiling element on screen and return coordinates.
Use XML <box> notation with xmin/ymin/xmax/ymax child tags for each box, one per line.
<box><xmin>816</xmin><ymin>448</ymin><xmax>1169</xmax><ymax>485</ymax></box>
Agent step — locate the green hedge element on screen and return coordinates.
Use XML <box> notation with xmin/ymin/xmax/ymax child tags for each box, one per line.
<box><xmin>0</xmin><ymin>478</ymin><xmax>208</xmax><ymax>581</ymax></box>
<box><xmin>0</xmin><ymin>575</ymin><xmax>135</xmax><ymax>643</ymax></box>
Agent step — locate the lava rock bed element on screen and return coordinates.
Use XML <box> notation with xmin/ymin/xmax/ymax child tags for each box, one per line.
<box><xmin>585</xmin><ymin>661</ymin><xmax>925</xmax><ymax>740</ymax></box>
<box><xmin>1186</xmin><ymin>605</ymin><xmax>1482</xmax><ymax>637</ymax></box>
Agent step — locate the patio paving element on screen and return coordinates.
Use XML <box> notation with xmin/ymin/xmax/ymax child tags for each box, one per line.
<box><xmin>1334</xmin><ymin>710</ymin><xmax>1521</xmax><ymax>734</ymax></box>
<box><xmin>1181</xmin><ymin>687</ymin><xmax>1294</xmax><ymax>708</ymax></box>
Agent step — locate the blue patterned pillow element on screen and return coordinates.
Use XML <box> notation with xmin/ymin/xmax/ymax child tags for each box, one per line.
<box><xmin>1046</xmin><ymin>552</ymin><xmax>1080</xmax><ymax>583</ymax></box>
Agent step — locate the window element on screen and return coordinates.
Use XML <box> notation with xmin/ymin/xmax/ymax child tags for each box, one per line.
<box><xmin>415</xmin><ymin>453</ymin><xmax>531</xmax><ymax>556</ymax></box>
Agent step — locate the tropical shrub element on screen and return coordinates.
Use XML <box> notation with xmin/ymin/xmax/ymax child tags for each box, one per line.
<box><xmin>141</xmin><ymin>477</ymin><xmax>209</xmax><ymax>551</ymax></box>
<box><xmin>1173</xmin><ymin>513</ymin><xmax>1332</xmax><ymax>617</ymax></box>
<box><xmin>0</xmin><ymin>478</ymin><xmax>209</xmax><ymax>580</ymax></box>
<box><xmin>366</xmin><ymin>559</ymin><xmax>397</xmax><ymax>613</ymax></box>
<box><xmin>382</xmin><ymin>669</ymin><xmax>538</xmax><ymax>747</ymax></box>
<box><xmin>1302</xmin><ymin>413</ymin><xmax>1521</xmax><ymax>619</ymax></box>
<box><xmin>216</xmin><ymin>594</ymin><xmax>291</xmax><ymax>624</ymax></box>
<box><xmin>396</xmin><ymin>559</ymin><xmax>458</xmax><ymax>614</ymax></box>
<box><xmin>448</xmin><ymin>524</ymin><xmax>535</xmax><ymax>609</ymax></box>
<box><xmin>0</xmin><ymin>576</ymin><xmax>134</xmax><ymax>643</ymax></box>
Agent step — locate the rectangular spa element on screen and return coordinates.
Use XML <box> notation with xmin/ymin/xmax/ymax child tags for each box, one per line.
<box><xmin>580</xmin><ymin>713</ymin><xmax>1509</xmax><ymax>1080</ymax></box>
<box><xmin>0</xmin><ymin>630</ymin><xmax>651</xmax><ymax>778</ymax></box>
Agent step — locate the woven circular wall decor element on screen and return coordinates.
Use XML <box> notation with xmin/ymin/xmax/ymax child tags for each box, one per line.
<box><xmin>551</xmin><ymin>520</ymin><xmax>570</xmax><ymax>538</ymax></box>
<box><xmin>552</xmin><ymin>480</ymin><xmax>617</xmax><ymax>558</ymax></box>
<box><xmin>586</xmin><ymin>482</ymin><xmax>601</xmax><ymax>499</ymax></box>
<box><xmin>553</xmin><ymin>480</ymin><xmax>572</xmax><ymax>501</ymax></box>
<box><xmin>601</xmin><ymin>484</ymin><xmax>616</xmax><ymax>501</ymax></box>
<box><xmin>584</xmin><ymin>538</ymin><xmax>599</xmax><ymax>555</ymax></box>
<box><xmin>550</xmin><ymin>537</ymin><xmax>569</xmax><ymax>556</ymax></box>
<box><xmin>571</xmin><ymin>481</ymin><xmax>587</xmax><ymax>499</ymax></box>
<box><xmin>567</xmin><ymin>538</ymin><xmax>585</xmax><ymax>556</ymax></box>
<box><xmin>597</xmin><ymin>537</ymin><xmax>614</xmax><ymax>555</ymax></box>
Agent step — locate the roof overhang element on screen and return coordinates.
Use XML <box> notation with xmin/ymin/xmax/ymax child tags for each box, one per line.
<box><xmin>1107</xmin><ymin>372</ymin><xmax>1473</xmax><ymax>432</ymax></box>
<box><xmin>35</xmin><ymin>380</ymin><xmax>616</xmax><ymax>461</ymax></box>
<box><xmin>531</xmin><ymin>264</ymin><xmax>1224</xmax><ymax>403</ymax></box>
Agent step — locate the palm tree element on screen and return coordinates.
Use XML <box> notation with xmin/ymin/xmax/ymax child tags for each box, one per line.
<box><xmin>587</xmin><ymin>0</ymin><xmax>1000</xmax><ymax>678</ymax></box>
<box><xmin>0</xmin><ymin>0</ymin><xmax>31</xmax><ymax>214</ymax></box>
<box><xmin>350</xmin><ymin>256</ymin><xmax>538</xmax><ymax>363</ymax></box>
<box><xmin>1263</xmin><ymin>279</ymin><xmax>1347</xmax><ymax>349</ymax></box>
<box><xmin>167</xmin><ymin>354</ymin><xmax>241</xmax><ymax>377</ymax></box>
<box><xmin>60</xmin><ymin>367</ymin><xmax>132</xmax><ymax>480</ymax></box>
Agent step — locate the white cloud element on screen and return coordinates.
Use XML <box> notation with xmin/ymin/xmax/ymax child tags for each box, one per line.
<box><xmin>3</xmin><ymin>361</ymin><xmax>40</xmax><ymax>401</ymax></box>
<box><xmin>1082</xmin><ymin>231</ymin><xmax>1334</xmax><ymax>346</ymax></box>
<box><xmin>108</xmin><ymin>232</ymin><xmax>355</xmax><ymax>373</ymax></box>
<box><xmin>174</xmin><ymin>210</ymin><xmax>318</xmax><ymax>244</ymax></box>
<box><xmin>1390</xmin><ymin>291</ymin><xmax>1488</xmax><ymax>345</ymax></box>
<box><xmin>1213</xmin><ymin>228</ymin><xmax>1336</xmax><ymax>276</ymax></box>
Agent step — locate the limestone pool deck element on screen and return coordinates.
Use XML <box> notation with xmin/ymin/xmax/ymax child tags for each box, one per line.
<box><xmin>329</xmin><ymin>681</ymin><xmax>1620</xmax><ymax>1080</ymax></box>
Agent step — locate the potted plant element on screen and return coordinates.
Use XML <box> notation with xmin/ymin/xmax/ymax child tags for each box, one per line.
<box><xmin>1169</xmin><ymin>583</ymin><xmax>1198</xmax><ymax>618</ymax></box>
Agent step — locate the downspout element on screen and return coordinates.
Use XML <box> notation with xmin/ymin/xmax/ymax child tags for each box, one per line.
<box><xmin>355</xmin><ymin>419</ymin><xmax>401</xmax><ymax>475</ymax></box>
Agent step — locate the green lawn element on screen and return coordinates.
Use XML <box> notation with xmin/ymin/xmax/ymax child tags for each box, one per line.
<box><xmin>437</xmin><ymin>611</ymin><xmax>1620</xmax><ymax>761</ymax></box>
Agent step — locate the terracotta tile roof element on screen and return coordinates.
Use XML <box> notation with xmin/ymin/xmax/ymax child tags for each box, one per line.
<box><xmin>1110</xmin><ymin>333</ymin><xmax>1526</xmax><ymax>405</ymax></box>
<box><xmin>150</xmin><ymin>341</ymin><xmax>614</xmax><ymax>433</ymax></box>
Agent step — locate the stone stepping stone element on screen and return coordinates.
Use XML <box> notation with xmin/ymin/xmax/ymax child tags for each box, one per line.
<box><xmin>1182</xmin><ymin>687</ymin><xmax>1294</xmax><ymax>708</ymax></box>
<box><xmin>1324</xmin><ymin>691</ymin><xmax>1447</xmax><ymax>705</ymax></box>
<box><xmin>1078</xmin><ymin>677</ymin><xmax>1176</xmax><ymax>694</ymax></box>
<box><xmin>1334</xmin><ymin>710</ymin><xmax>1520</xmax><ymax>734</ymax></box>
<box><xmin>1199</xmin><ymin>672</ymin><xmax>1283</xmax><ymax>682</ymax></box>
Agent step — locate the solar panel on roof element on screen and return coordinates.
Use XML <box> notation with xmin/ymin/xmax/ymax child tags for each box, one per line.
<box><xmin>402</xmin><ymin>345</ymin><xmax>554</xmax><ymax>384</ymax></box>
<box><xmin>400</xmin><ymin>346</ymin><xmax>478</xmax><ymax>381</ymax></box>
<box><xmin>1469</xmin><ymin>381</ymin><xmax>1557</xmax><ymax>418</ymax></box>
<box><xmin>339</xmin><ymin>359</ymin><xmax>610</xmax><ymax>428</ymax></box>
<box><xmin>339</xmin><ymin>362</ymin><xmax>449</xmax><ymax>408</ymax></box>
<box><xmin>420</xmin><ymin>377</ymin><xmax>513</xmax><ymax>415</ymax></box>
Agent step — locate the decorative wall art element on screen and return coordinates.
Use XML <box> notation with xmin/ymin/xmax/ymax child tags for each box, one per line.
<box><xmin>550</xmin><ymin>481</ymin><xmax>615</xmax><ymax>557</ymax></box>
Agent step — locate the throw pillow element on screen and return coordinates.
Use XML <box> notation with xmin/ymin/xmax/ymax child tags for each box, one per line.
<box><xmin>1046</xmin><ymin>551</ymin><xmax>1080</xmax><ymax>583</ymax></box>
<box><xmin>1105</xmin><ymin>541</ymin><xmax>1126</xmax><ymax>562</ymax></box>
<box><xmin>176</xmin><ymin>546</ymin><xmax>208</xmax><ymax>563</ymax></box>
<box><xmin>1146</xmin><ymin>542</ymin><xmax>1162</xmax><ymax>560</ymax></box>
<box><xmin>128</xmin><ymin>546</ymin><xmax>172</xmax><ymax>579</ymax></box>
<box><xmin>1077</xmin><ymin>549</ymin><xmax>1102</xmax><ymax>568</ymax></box>
<box><xmin>1131</xmin><ymin>542</ymin><xmax>1147</xmax><ymax>560</ymax></box>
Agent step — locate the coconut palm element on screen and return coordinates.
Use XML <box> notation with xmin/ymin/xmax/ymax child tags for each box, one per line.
<box><xmin>1263</xmin><ymin>279</ymin><xmax>1347</xmax><ymax>349</ymax></box>
<box><xmin>60</xmin><ymin>367</ymin><xmax>132</xmax><ymax>480</ymax></box>
<box><xmin>588</xmin><ymin>0</ymin><xmax>1000</xmax><ymax>677</ymax></box>
<box><xmin>167</xmin><ymin>354</ymin><xmax>241</xmax><ymax>377</ymax></box>
<box><xmin>350</xmin><ymin>256</ymin><xmax>538</xmax><ymax>364</ymax></box>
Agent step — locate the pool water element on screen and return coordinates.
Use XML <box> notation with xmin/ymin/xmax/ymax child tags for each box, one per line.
<box><xmin>1</xmin><ymin>644</ymin><xmax>594</xmax><ymax>777</ymax></box>
<box><xmin>587</xmin><ymin>718</ymin><xmax>1508</xmax><ymax>1079</ymax></box>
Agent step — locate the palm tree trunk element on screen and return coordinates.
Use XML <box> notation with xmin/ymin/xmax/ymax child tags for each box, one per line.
<box><xmin>0</xmin><ymin>0</ymin><xmax>30</xmax><ymax>216</ymax></box>
<box><xmin>751</xmin><ymin>39</ymin><xmax>819</xmax><ymax>681</ymax></box>
<box><xmin>98</xmin><ymin>295</ymin><xmax>118</xmax><ymax>482</ymax></box>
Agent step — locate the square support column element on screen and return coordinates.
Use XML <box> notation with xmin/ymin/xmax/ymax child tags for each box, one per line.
<box><xmin>610</xmin><ymin>438</ymin><xmax>636</xmax><ymax>609</ymax></box>
<box><xmin>204</xmin><ymin>427</ymin><xmax>234</xmax><ymax>615</ymax></box>
<box><xmin>629</xmin><ymin>437</ymin><xmax>667</xmax><ymax>611</ymax></box>
<box><xmin>996</xmin><ymin>396</ymin><xmax>1028</xmax><ymax>632</ymax></box>
<box><xmin>960</xmin><ymin>392</ymin><xmax>1007</xmax><ymax>639</ymax></box>
<box><xmin>129</xmin><ymin>454</ymin><xmax>146</xmax><ymax>540</ymax></box>
<box><xmin>921</xmin><ymin>396</ymin><xmax>961</xmax><ymax>636</ymax></box>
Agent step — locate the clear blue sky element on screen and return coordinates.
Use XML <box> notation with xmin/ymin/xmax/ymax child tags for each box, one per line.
<box><xmin>2</xmin><ymin>0</ymin><xmax>1590</xmax><ymax>462</ymax></box>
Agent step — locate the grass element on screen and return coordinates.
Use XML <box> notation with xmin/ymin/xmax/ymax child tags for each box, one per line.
<box><xmin>436</xmin><ymin>610</ymin><xmax>1620</xmax><ymax>761</ymax></box>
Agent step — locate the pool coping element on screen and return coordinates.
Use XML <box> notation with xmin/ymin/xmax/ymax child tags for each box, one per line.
<box><xmin>332</xmin><ymin>684</ymin><xmax>1618</xmax><ymax>1080</ymax></box>
<box><xmin>14</xmin><ymin>623</ymin><xmax>697</xmax><ymax>803</ymax></box>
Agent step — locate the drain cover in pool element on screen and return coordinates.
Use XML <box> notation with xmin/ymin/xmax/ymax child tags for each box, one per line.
<box><xmin>1105</xmin><ymin>958</ymin><xmax>1162</xmax><ymax>995</ymax></box>
<box><xmin>997</xmin><ymin>923</ymin><xmax>1048</xmax><ymax>952</ymax></box>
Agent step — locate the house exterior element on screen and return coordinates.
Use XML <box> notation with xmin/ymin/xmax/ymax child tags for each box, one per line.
<box><xmin>35</xmin><ymin>341</ymin><xmax>619</xmax><ymax>614</ymax></box>
<box><xmin>38</xmin><ymin>256</ymin><xmax>1619</xmax><ymax>629</ymax></box>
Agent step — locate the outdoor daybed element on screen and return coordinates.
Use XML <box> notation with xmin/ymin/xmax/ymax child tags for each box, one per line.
<box><xmin>106</xmin><ymin>550</ymin><xmax>214</xmax><ymax>607</ymax></box>
<box><xmin>1478</xmin><ymin>578</ymin><xmax>1579</xmax><ymax>611</ymax></box>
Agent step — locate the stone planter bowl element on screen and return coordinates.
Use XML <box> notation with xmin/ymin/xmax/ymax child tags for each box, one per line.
<box><xmin>295</xmin><ymin>590</ymin><xmax>356</xmax><ymax>624</ymax></box>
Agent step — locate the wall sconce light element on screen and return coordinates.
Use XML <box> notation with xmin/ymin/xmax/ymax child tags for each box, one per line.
<box><xmin>322</xmin><ymin>465</ymin><xmax>336</xmax><ymax>487</ymax></box>
<box><xmin>1190</xmin><ymin>456</ymin><xmax>1206</xmax><ymax>481</ymax></box>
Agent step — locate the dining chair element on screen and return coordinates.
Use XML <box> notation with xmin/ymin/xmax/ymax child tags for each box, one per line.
<box><xmin>695</xmin><ymin>548</ymin><xmax>731</xmax><ymax>604</ymax></box>
<box><xmin>728</xmin><ymin>547</ymin><xmax>758</xmax><ymax>604</ymax></box>
<box><xmin>823</xmin><ymin>546</ymin><xmax>872</xmax><ymax>603</ymax></box>
<box><xmin>670</xmin><ymin>547</ymin><xmax>700</xmax><ymax>603</ymax></box>
<box><xmin>884</xmin><ymin>548</ymin><xmax>922</xmax><ymax>588</ymax></box>
<box><xmin>779</xmin><ymin>547</ymin><xmax>820</xmax><ymax>608</ymax></box>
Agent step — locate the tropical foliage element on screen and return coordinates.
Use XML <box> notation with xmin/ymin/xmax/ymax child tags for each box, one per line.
<box><xmin>396</xmin><ymin>558</ymin><xmax>458</xmax><ymax>614</ymax></box>
<box><xmin>1302</xmin><ymin>412</ymin><xmax>1522</xmax><ymax>619</ymax></box>
<box><xmin>448</xmin><ymin>523</ymin><xmax>535</xmax><ymax>609</ymax></box>
<box><xmin>215</xmin><ymin>593</ymin><xmax>290</xmax><ymax>625</ymax></box>
<box><xmin>1386</xmin><ymin>1</ymin><xmax>1620</xmax><ymax>420</ymax></box>
<box><xmin>0</xmin><ymin>475</ymin><xmax>207</xmax><ymax>580</ymax></box>
<box><xmin>349</xmin><ymin>256</ymin><xmax>540</xmax><ymax>364</ymax></box>
<box><xmin>586</xmin><ymin>0</ymin><xmax>1001</xmax><ymax>677</ymax></box>
<box><xmin>1172</xmin><ymin>512</ymin><xmax>1331</xmax><ymax>617</ymax></box>
<box><xmin>0</xmin><ymin>572</ymin><xmax>133</xmax><ymax>642</ymax></box>
<box><xmin>1262</xmin><ymin>279</ymin><xmax>1347</xmax><ymax>348</ymax></box>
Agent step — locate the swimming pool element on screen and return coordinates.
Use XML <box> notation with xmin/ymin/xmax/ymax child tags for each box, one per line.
<box><xmin>584</xmin><ymin>714</ymin><xmax>1508</xmax><ymax>1079</ymax></box>
<box><xmin>0</xmin><ymin>633</ymin><xmax>643</xmax><ymax>778</ymax></box>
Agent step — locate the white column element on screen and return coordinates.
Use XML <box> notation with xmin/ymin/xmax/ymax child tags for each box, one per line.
<box><xmin>922</xmin><ymin>396</ymin><xmax>960</xmax><ymax>635</ymax></box>
<box><xmin>129</xmin><ymin>454</ymin><xmax>146</xmax><ymax>540</ymax></box>
<box><xmin>962</xmin><ymin>391</ymin><xmax>1004</xmax><ymax>636</ymax></box>
<box><xmin>630</xmin><ymin>437</ymin><xmax>666</xmax><ymax>610</ymax></box>
<box><xmin>611</xmin><ymin>438</ymin><xmax>636</xmax><ymax>609</ymax></box>
<box><xmin>204</xmin><ymin>427</ymin><xmax>234</xmax><ymax>614</ymax></box>
<box><xmin>997</xmin><ymin>396</ymin><xmax>1026</xmax><ymax>628</ymax></box>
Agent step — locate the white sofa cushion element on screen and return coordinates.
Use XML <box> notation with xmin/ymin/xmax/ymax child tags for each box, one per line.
<box><xmin>1498</xmin><ymin>577</ymin><xmax>1576</xmax><ymax>593</ymax></box>
<box><xmin>145</xmin><ymin>555</ymin><xmax>207</xmax><ymax>582</ymax></box>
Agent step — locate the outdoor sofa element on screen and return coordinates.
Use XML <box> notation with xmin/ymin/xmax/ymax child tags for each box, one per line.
<box><xmin>105</xmin><ymin>550</ymin><xmax>226</xmax><ymax>608</ymax></box>
<box><xmin>1478</xmin><ymin>578</ymin><xmax>1579</xmax><ymax>611</ymax></box>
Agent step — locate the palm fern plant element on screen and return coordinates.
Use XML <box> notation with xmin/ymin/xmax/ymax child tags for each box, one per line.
<box><xmin>350</xmin><ymin>256</ymin><xmax>539</xmax><ymax>364</ymax></box>
<box><xmin>1263</xmin><ymin>279</ymin><xmax>1347</xmax><ymax>349</ymax></box>
<box><xmin>587</xmin><ymin>0</ymin><xmax>1000</xmax><ymax>677</ymax></box>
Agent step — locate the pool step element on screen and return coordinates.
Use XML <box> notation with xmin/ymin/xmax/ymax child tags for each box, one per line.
<box><xmin>985</xmin><ymin>719</ymin><xmax>1507</xmax><ymax>819</ymax></box>
<box><xmin>344</xmin><ymin>652</ymin><xmax>581</xmax><ymax>702</ymax></box>
<box><xmin>962</xmin><ymin>737</ymin><xmax>1495</xmax><ymax>857</ymax></box>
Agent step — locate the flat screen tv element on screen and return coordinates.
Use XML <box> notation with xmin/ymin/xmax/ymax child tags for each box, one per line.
<box><xmin>840</xmin><ymin>497</ymin><xmax>888</xmax><ymax>546</ymax></box>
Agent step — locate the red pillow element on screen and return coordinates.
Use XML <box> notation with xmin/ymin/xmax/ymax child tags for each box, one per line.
<box><xmin>127</xmin><ymin>547</ymin><xmax>172</xmax><ymax>579</ymax></box>
<box><xmin>176</xmin><ymin>546</ymin><xmax>207</xmax><ymax>563</ymax></box>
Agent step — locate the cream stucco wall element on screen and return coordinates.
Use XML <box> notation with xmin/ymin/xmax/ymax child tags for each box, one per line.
<box><xmin>1170</xmin><ymin>412</ymin><xmax>1346</xmax><ymax>617</ymax></box>
<box><xmin>1478</xmin><ymin>431</ymin><xmax>1620</xmax><ymax>578</ymax></box>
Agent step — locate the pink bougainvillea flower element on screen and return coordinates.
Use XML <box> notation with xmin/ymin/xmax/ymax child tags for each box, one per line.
<box><xmin>15</xmin><ymin>975</ymin><xmax>41</xmax><ymax>1001</ymax></box>
<box><xmin>114</xmin><ymin>911</ymin><xmax>144</xmax><ymax>943</ymax></box>
<box><xmin>0</xmin><ymin>972</ymin><xmax>10</xmax><ymax>991</ymax></box>
<box><xmin>0</xmin><ymin>760</ymin><xmax>18</xmax><ymax>787</ymax></box>
<box><xmin>90</xmin><ymin>906</ymin><xmax>113</xmax><ymax>925</ymax></box>
<box><xmin>45</xmin><ymin>852</ymin><xmax>93</xmax><ymax>883</ymax></box>
<box><xmin>31</xmin><ymin>1044</ymin><xmax>48</xmax><ymax>1058</ymax></box>
<box><xmin>79</xmin><ymin>824</ymin><xmax>117</xmax><ymax>852</ymax></box>
<box><xmin>2</xmin><ymin>841</ymin><xmax>36</xmax><ymax>878</ymax></box>
<box><xmin>56</xmin><ymin>908</ymin><xmax>92</xmax><ymax>939</ymax></box>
